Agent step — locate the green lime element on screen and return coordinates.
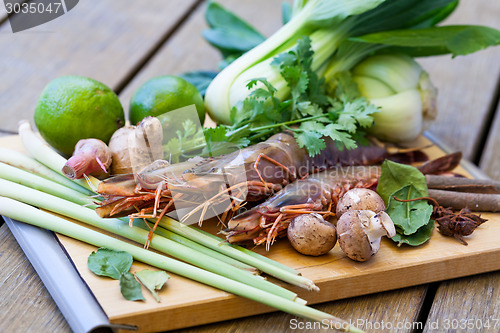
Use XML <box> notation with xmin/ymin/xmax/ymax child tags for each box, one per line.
<box><xmin>129</xmin><ymin>75</ymin><xmax>205</xmax><ymax>125</ymax></box>
<box><xmin>34</xmin><ymin>76</ymin><xmax>125</xmax><ymax>157</ymax></box>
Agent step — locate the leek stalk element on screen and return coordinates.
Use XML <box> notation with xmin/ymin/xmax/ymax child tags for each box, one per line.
<box><xmin>0</xmin><ymin>178</ymin><xmax>299</xmax><ymax>302</ymax></box>
<box><xmin>0</xmin><ymin>197</ymin><xmax>363</xmax><ymax>332</ymax></box>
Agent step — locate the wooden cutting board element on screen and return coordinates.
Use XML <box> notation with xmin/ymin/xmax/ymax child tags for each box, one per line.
<box><xmin>2</xmin><ymin>135</ymin><xmax>499</xmax><ymax>332</ymax></box>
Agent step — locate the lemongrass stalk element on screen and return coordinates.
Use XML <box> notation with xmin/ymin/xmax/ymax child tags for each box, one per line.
<box><xmin>0</xmin><ymin>197</ymin><xmax>363</xmax><ymax>332</ymax></box>
<box><xmin>0</xmin><ymin>162</ymin><xmax>94</xmax><ymax>207</ymax></box>
<box><xmin>18</xmin><ymin>120</ymin><xmax>100</xmax><ymax>192</ymax></box>
<box><xmin>0</xmin><ymin>179</ymin><xmax>298</xmax><ymax>302</ymax></box>
<box><xmin>158</xmin><ymin>217</ymin><xmax>319</xmax><ymax>291</ymax></box>
<box><xmin>0</xmin><ymin>153</ymin><xmax>304</xmax><ymax>291</ymax></box>
<box><xmin>190</xmin><ymin>226</ymin><xmax>301</xmax><ymax>276</ymax></box>
<box><xmin>135</xmin><ymin>219</ymin><xmax>259</xmax><ymax>274</ymax></box>
<box><xmin>0</xmin><ymin>147</ymin><xmax>92</xmax><ymax>195</ymax></box>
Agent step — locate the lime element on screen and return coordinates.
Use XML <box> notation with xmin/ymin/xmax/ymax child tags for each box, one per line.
<box><xmin>129</xmin><ymin>75</ymin><xmax>205</xmax><ymax>125</ymax></box>
<box><xmin>34</xmin><ymin>76</ymin><xmax>125</xmax><ymax>157</ymax></box>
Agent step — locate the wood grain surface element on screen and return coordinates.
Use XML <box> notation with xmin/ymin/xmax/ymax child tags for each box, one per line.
<box><xmin>423</xmin><ymin>271</ymin><xmax>500</xmax><ymax>333</ymax></box>
<box><xmin>0</xmin><ymin>0</ymin><xmax>198</xmax><ymax>132</ymax></box>
<box><xmin>480</xmin><ymin>101</ymin><xmax>500</xmax><ymax>181</ymax></box>
<box><xmin>0</xmin><ymin>224</ymin><xmax>70</xmax><ymax>332</ymax></box>
<box><xmin>418</xmin><ymin>0</ymin><xmax>500</xmax><ymax>164</ymax></box>
<box><xmin>118</xmin><ymin>0</ymin><xmax>284</xmax><ymax>119</ymax></box>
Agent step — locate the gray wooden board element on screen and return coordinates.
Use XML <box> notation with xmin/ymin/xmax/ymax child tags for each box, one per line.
<box><xmin>418</xmin><ymin>0</ymin><xmax>500</xmax><ymax>163</ymax></box>
<box><xmin>480</xmin><ymin>100</ymin><xmax>500</xmax><ymax>181</ymax></box>
<box><xmin>0</xmin><ymin>0</ymin><xmax>197</xmax><ymax>132</ymax></box>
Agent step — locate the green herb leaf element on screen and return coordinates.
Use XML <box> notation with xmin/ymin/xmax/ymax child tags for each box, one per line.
<box><xmin>387</xmin><ymin>185</ymin><xmax>433</xmax><ymax>235</ymax></box>
<box><xmin>376</xmin><ymin>160</ymin><xmax>428</xmax><ymax>205</ymax></box>
<box><xmin>392</xmin><ymin>218</ymin><xmax>435</xmax><ymax>246</ymax></box>
<box><xmin>120</xmin><ymin>272</ymin><xmax>145</xmax><ymax>301</ymax></box>
<box><xmin>282</xmin><ymin>1</ymin><xmax>292</xmax><ymax>24</ymax></box>
<box><xmin>294</xmin><ymin>130</ymin><xmax>325</xmax><ymax>156</ymax></box>
<box><xmin>135</xmin><ymin>269</ymin><xmax>170</xmax><ymax>303</ymax></box>
<box><xmin>352</xmin><ymin>25</ymin><xmax>500</xmax><ymax>57</ymax></box>
<box><xmin>203</xmin><ymin>1</ymin><xmax>265</xmax><ymax>62</ymax></box>
<box><xmin>179</xmin><ymin>71</ymin><xmax>218</xmax><ymax>97</ymax></box>
<box><xmin>87</xmin><ymin>248</ymin><xmax>133</xmax><ymax>280</ymax></box>
<box><xmin>205</xmin><ymin>36</ymin><xmax>377</xmax><ymax>156</ymax></box>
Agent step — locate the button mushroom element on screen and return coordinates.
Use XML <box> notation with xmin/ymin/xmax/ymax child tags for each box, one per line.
<box><xmin>336</xmin><ymin>188</ymin><xmax>386</xmax><ymax>218</ymax></box>
<box><xmin>337</xmin><ymin>210</ymin><xmax>396</xmax><ymax>262</ymax></box>
<box><xmin>287</xmin><ymin>213</ymin><xmax>337</xmax><ymax>256</ymax></box>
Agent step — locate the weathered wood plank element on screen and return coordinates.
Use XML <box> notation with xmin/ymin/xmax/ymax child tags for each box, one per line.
<box><xmin>480</xmin><ymin>100</ymin><xmax>500</xmax><ymax>181</ymax></box>
<box><xmin>118</xmin><ymin>0</ymin><xmax>284</xmax><ymax>115</ymax></box>
<box><xmin>176</xmin><ymin>286</ymin><xmax>428</xmax><ymax>333</ymax></box>
<box><xmin>418</xmin><ymin>0</ymin><xmax>500</xmax><ymax>162</ymax></box>
<box><xmin>423</xmin><ymin>271</ymin><xmax>500</xmax><ymax>333</ymax></box>
<box><xmin>0</xmin><ymin>0</ymin><xmax>197</xmax><ymax>132</ymax></box>
<box><xmin>0</xmin><ymin>223</ymin><xmax>70</xmax><ymax>332</ymax></box>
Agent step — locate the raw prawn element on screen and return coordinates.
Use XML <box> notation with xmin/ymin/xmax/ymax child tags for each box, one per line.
<box><xmin>225</xmin><ymin>153</ymin><xmax>462</xmax><ymax>249</ymax></box>
<box><xmin>96</xmin><ymin>132</ymin><xmax>389</xmax><ymax>219</ymax></box>
<box><xmin>95</xmin><ymin>132</ymin><xmax>391</xmax><ymax>245</ymax></box>
<box><xmin>225</xmin><ymin>166</ymin><xmax>381</xmax><ymax>249</ymax></box>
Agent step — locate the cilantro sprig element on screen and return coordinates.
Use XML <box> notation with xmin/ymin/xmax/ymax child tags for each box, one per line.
<box><xmin>206</xmin><ymin>36</ymin><xmax>378</xmax><ymax>156</ymax></box>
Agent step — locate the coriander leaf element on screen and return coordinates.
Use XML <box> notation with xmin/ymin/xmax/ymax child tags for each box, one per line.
<box><xmin>164</xmin><ymin>138</ymin><xmax>182</xmax><ymax>164</ymax></box>
<box><xmin>120</xmin><ymin>272</ymin><xmax>145</xmax><ymax>301</ymax></box>
<box><xmin>392</xmin><ymin>218</ymin><xmax>435</xmax><ymax>247</ymax></box>
<box><xmin>135</xmin><ymin>270</ymin><xmax>170</xmax><ymax>303</ymax></box>
<box><xmin>318</xmin><ymin>123</ymin><xmax>357</xmax><ymax>150</ymax></box>
<box><xmin>387</xmin><ymin>185</ymin><xmax>433</xmax><ymax>235</ymax></box>
<box><xmin>271</xmin><ymin>52</ymin><xmax>296</xmax><ymax>68</ymax></box>
<box><xmin>294</xmin><ymin>130</ymin><xmax>325</xmax><ymax>157</ymax></box>
<box><xmin>376</xmin><ymin>160</ymin><xmax>428</xmax><ymax>205</ymax></box>
<box><xmin>88</xmin><ymin>248</ymin><xmax>133</xmax><ymax>280</ymax></box>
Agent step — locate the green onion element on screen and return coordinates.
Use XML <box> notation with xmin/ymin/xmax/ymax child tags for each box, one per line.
<box><xmin>0</xmin><ymin>178</ymin><xmax>299</xmax><ymax>302</ymax></box>
<box><xmin>0</xmin><ymin>197</ymin><xmax>363</xmax><ymax>332</ymax></box>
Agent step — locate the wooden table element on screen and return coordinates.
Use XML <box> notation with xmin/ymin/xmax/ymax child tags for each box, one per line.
<box><xmin>1</xmin><ymin>1</ymin><xmax>499</xmax><ymax>332</ymax></box>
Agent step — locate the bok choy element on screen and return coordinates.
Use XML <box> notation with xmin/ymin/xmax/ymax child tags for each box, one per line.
<box><xmin>203</xmin><ymin>0</ymin><xmax>500</xmax><ymax>150</ymax></box>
